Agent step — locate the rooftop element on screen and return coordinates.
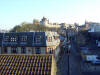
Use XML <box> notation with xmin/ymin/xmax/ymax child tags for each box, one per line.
<box><xmin>0</xmin><ymin>54</ymin><xmax>54</xmax><ymax>75</ymax></box>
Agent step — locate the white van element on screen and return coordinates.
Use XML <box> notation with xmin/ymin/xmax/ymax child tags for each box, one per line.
<box><xmin>97</xmin><ymin>41</ymin><xmax>100</xmax><ymax>47</ymax></box>
<box><xmin>86</xmin><ymin>55</ymin><xmax>100</xmax><ymax>64</ymax></box>
<box><xmin>86</xmin><ymin>55</ymin><xmax>97</xmax><ymax>62</ymax></box>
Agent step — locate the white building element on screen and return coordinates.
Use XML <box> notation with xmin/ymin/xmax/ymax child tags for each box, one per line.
<box><xmin>85</xmin><ymin>21</ymin><xmax>100</xmax><ymax>32</ymax></box>
<box><xmin>40</xmin><ymin>17</ymin><xmax>61</xmax><ymax>28</ymax></box>
<box><xmin>40</xmin><ymin>17</ymin><xmax>49</xmax><ymax>26</ymax></box>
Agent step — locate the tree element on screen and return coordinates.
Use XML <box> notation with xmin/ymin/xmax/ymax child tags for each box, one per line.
<box><xmin>9</xmin><ymin>21</ymin><xmax>59</xmax><ymax>32</ymax></box>
<box><xmin>9</xmin><ymin>25</ymin><xmax>22</xmax><ymax>32</ymax></box>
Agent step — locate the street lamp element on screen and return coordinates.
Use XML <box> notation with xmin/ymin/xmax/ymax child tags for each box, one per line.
<box><xmin>67</xmin><ymin>28</ymin><xmax>70</xmax><ymax>75</ymax></box>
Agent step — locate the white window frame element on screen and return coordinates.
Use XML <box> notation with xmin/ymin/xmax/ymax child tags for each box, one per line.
<box><xmin>21</xmin><ymin>36</ymin><xmax>27</xmax><ymax>42</ymax></box>
<box><xmin>11</xmin><ymin>37</ymin><xmax>17</xmax><ymax>42</ymax></box>
<box><xmin>36</xmin><ymin>35</ymin><xmax>42</xmax><ymax>44</ymax></box>
<box><xmin>4</xmin><ymin>36</ymin><xmax>9</xmax><ymax>42</ymax></box>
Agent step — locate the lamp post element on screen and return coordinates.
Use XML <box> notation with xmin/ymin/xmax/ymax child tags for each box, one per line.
<box><xmin>67</xmin><ymin>27</ymin><xmax>70</xmax><ymax>75</ymax></box>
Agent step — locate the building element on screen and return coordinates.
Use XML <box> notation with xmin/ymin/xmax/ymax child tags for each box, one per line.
<box><xmin>33</xmin><ymin>19</ymin><xmax>40</xmax><ymax>25</ymax></box>
<box><xmin>40</xmin><ymin>17</ymin><xmax>49</xmax><ymax>26</ymax></box>
<box><xmin>0</xmin><ymin>32</ymin><xmax>59</xmax><ymax>75</ymax></box>
<box><xmin>0</xmin><ymin>29</ymin><xmax>8</xmax><ymax>33</ymax></box>
<box><xmin>82</xmin><ymin>21</ymin><xmax>100</xmax><ymax>32</ymax></box>
<box><xmin>0</xmin><ymin>33</ymin><xmax>3</xmax><ymax>54</ymax></box>
<box><xmin>87</xmin><ymin>22</ymin><xmax>100</xmax><ymax>32</ymax></box>
<box><xmin>0</xmin><ymin>32</ymin><xmax>60</xmax><ymax>55</ymax></box>
<box><xmin>60</xmin><ymin>23</ymin><xmax>70</xmax><ymax>29</ymax></box>
<box><xmin>40</xmin><ymin>17</ymin><xmax>61</xmax><ymax>28</ymax></box>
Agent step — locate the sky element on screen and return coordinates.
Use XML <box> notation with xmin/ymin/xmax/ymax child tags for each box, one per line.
<box><xmin>0</xmin><ymin>0</ymin><xmax>100</xmax><ymax>30</ymax></box>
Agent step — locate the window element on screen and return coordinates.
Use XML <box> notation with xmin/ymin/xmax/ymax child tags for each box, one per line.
<box><xmin>96</xmin><ymin>57</ymin><xmax>100</xmax><ymax>60</ymax></box>
<box><xmin>11</xmin><ymin>47</ymin><xmax>18</xmax><ymax>53</ymax></box>
<box><xmin>54</xmin><ymin>36</ymin><xmax>56</xmax><ymax>39</ymax></box>
<box><xmin>21</xmin><ymin>47</ymin><xmax>26</xmax><ymax>54</ymax></box>
<box><xmin>36</xmin><ymin>35</ymin><xmax>42</xmax><ymax>43</ymax></box>
<box><xmin>11</xmin><ymin>37</ymin><xmax>17</xmax><ymax>42</ymax></box>
<box><xmin>4</xmin><ymin>47</ymin><xmax>7</xmax><ymax>53</ymax></box>
<box><xmin>4</xmin><ymin>36</ymin><xmax>9</xmax><ymax>42</ymax></box>
<box><xmin>48</xmin><ymin>48</ymin><xmax>53</xmax><ymax>54</ymax></box>
<box><xmin>21</xmin><ymin>36</ymin><xmax>27</xmax><ymax>42</ymax></box>
<box><xmin>35</xmin><ymin>48</ymin><xmax>41</xmax><ymax>54</ymax></box>
<box><xmin>48</xmin><ymin>37</ymin><xmax>52</xmax><ymax>42</ymax></box>
<box><xmin>0</xmin><ymin>37</ymin><xmax>2</xmax><ymax>41</ymax></box>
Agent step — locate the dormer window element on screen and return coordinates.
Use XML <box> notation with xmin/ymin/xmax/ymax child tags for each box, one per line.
<box><xmin>36</xmin><ymin>35</ymin><xmax>42</xmax><ymax>44</ymax></box>
<box><xmin>4</xmin><ymin>36</ymin><xmax>9</xmax><ymax>42</ymax></box>
<box><xmin>48</xmin><ymin>37</ymin><xmax>52</xmax><ymax>42</ymax></box>
<box><xmin>11</xmin><ymin>37</ymin><xmax>17</xmax><ymax>42</ymax></box>
<box><xmin>21</xmin><ymin>36</ymin><xmax>27</xmax><ymax>42</ymax></box>
<box><xmin>48</xmin><ymin>48</ymin><xmax>53</xmax><ymax>54</ymax></box>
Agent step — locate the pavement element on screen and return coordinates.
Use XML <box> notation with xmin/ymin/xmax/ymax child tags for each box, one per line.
<box><xmin>57</xmin><ymin>48</ymin><xmax>68</xmax><ymax>75</ymax></box>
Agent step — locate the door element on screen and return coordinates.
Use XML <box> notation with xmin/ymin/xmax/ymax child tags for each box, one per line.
<box><xmin>21</xmin><ymin>47</ymin><xmax>26</xmax><ymax>54</ymax></box>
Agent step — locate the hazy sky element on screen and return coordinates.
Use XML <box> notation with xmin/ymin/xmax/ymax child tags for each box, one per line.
<box><xmin>0</xmin><ymin>0</ymin><xmax>100</xmax><ymax>30</ymax></box>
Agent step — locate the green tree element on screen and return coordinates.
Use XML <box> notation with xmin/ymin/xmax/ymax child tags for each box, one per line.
<box><xmin>10</xmin><ymin>25</ymin><xmax>22</xmax><ymax>32</ymax></box>
<box><xmin>9</xmin><ymin>22</ymin><xmax>59</xmax><ymax>32</ymax></box>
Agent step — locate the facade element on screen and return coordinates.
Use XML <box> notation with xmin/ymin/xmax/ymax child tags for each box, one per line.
<box><xmin>84</xmin><ymin>21</ymin><xmax>100</xmax><ymax>32</ymax></box>
<box><xmin>0</xmin><ymin>33</ymin><xmax>3</xmax><ymax>54</ymax></box>
<box><xmin>0</xmin><ymin>32</ymin><xmax>60</xmax><ymax>55</ymax></box>
<box><xmin>40</xmin><ymin>17</ymin><xmax>61</xmax><ymax>28</ymax></box>
<box><xmin>40</xmin><ymin>17</ymin><xmax>49</xmax><ymax>26</ymax></box>
<box><xmin>60</xmin><ymin>23</ymin><xmax>70</xmax><ymax>29</ymax></box>
<box><xmin>33</xmin><ymin>19</ymin><xmax>40</xmax><ymax>25</ymax></box>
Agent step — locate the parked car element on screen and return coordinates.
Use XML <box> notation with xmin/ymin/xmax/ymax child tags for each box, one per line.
<box><xmin>91</xmin><ymin>56</ymin><xmax>100</xmax><ymax>64</ymax></box>
<box><xmin>98</xmin><ymin>42</ymin><xmax>100</xmax><ymax>47</ymax></box>
<box><xmin>85</xmin><ymin>55</ymin><xmax>100</xmax><ymax>64</ymax></box>
<box><xmin>86</xmin><ymin>55</ymin><xmax>98</xmax><ymax>61</ymax></box>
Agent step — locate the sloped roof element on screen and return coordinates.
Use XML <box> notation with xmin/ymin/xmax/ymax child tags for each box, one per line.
<box><xmin>0</xmin><ymin>32</ymin><xmax>46</xmax><ymax>47</ymax></box>
<box><xmin>0</xmin><ymin>54</ymin><xmax>53</xmax><ymax>75</ymax></box>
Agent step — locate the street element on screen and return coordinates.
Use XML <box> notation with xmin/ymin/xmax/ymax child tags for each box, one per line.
<box><xmin>57</xmin><ymin>39</ymin><xmax>81</xmax><ymax>75</ymax></box>
<box><xmin>69</xmin><ymin>40</ymin><xmax>82</xmax><ymax>75</ymax></box>
<box><xmin>57</xmin><ymin>38</ymin><xmax>100</xmax><ymax>75</ymax></box>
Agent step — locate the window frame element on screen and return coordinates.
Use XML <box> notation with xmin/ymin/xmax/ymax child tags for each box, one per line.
<box><xmin>35</xmin><ymin>47</ymin><xmax>41</xmax><ymax>54</ymax></box>
<box><xmin>4</xmin><ymin>36</ymin><xmax>9</xmax><ymax>42</ymax></box>
<box><xmin>35</xmin><ymin>35</ymin><xmax>42</xmax><ymax>44</ymax></box>
<box><xmin>21</xmin><ymin>36</ymin><xmax>27</xmax><ymax>42</ymax></box>
<box><xmin>21</xmin><ymin>47</ymin><xmax>26</xmax><ymax>54</ymax></box>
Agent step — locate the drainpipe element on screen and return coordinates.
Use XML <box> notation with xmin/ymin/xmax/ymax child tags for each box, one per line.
<box><xmin>1</xmin><ymin>33</ymin><xmax>5</xmax><ymax>54</ymax></box>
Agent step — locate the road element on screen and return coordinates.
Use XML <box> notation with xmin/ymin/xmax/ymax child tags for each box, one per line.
<box><xmin>57</xmin><ymin>38</ymin><xmax>100</xmax><ymax>75</ymax></box>
<box><xmin>69</xmin><ymin>40</ymin><xmax>100</xmax><ymax>75</ymax></box>
<box><xmin>69</xmin><ymin>40</ymin><xmax>82</xmax><ymax>75</ymax></box>
<box><xmin>57</xmin><ymin>39</ymin><xmax>82</xmax><ymax>75</ymax></box>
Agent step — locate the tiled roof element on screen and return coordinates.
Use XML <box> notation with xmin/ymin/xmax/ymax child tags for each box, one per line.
<box><xmin>0</xmin><ymin>32</ymin><xmax>59</xmax><ymax>47</ymax></box>
<box><xmin>0</xmin><ymin>32</ymin><xmax>46</xmax><ymax>47</ymax></box>
<box><xmin>0</xmin><ymin>54</ymin><xmax>53</xmax><ymax>75</ymax></box>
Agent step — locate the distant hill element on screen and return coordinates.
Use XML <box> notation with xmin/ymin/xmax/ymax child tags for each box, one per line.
<box><xmin>9</xmin><ymin>23</ymin><xmax>59</xmax><ymax>32</ymax></box>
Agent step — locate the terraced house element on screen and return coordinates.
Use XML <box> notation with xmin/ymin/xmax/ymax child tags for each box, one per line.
<box><xmin>0</xmin><ymin>32</ymin><xmax>60</xmax><ymax>55</ymax></box>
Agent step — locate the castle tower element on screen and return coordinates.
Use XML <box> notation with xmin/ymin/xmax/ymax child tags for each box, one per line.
<box><xmin>85</xmin><ymin>20</ymin><xmax>89</xmax><ymax>29</ymax></box>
